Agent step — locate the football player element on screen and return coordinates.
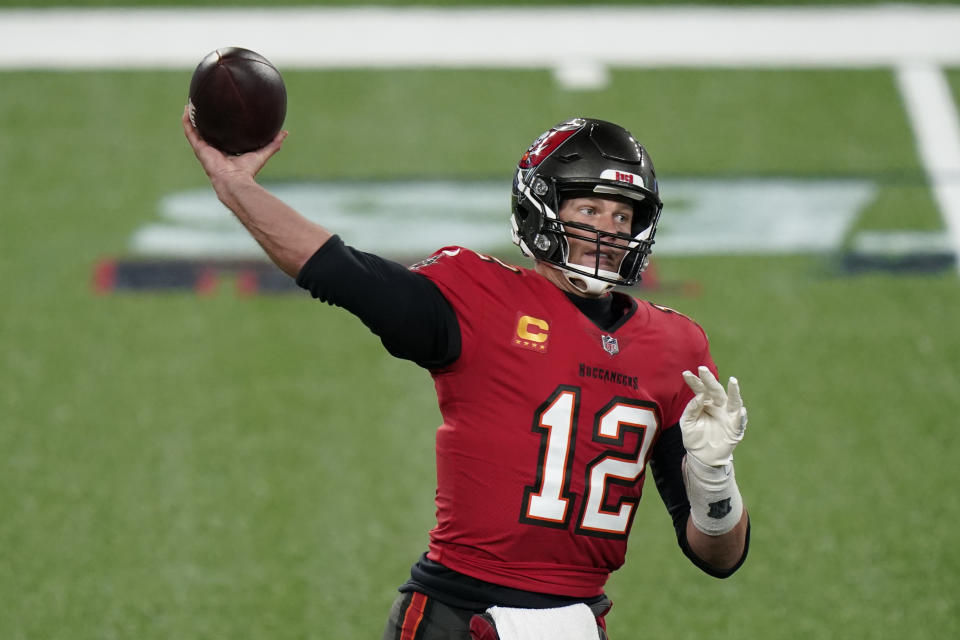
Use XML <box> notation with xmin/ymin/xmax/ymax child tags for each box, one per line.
<box><xmin>183</xmin><ymin>109</ymin><xmax>750</xmax><ymax>640</ymax></box>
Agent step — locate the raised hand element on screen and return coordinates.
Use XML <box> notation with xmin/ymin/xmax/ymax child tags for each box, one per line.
<box><xmin>679</xmin><ymin>366</ymin><xmax>748</xmax><ymax>468</ymax></box>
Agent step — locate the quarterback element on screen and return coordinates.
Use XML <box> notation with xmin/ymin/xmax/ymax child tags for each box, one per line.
<box><xmin>183</xmin><ymin>110</ymin><xmax>750</xmax><ymax>640</ymax></box>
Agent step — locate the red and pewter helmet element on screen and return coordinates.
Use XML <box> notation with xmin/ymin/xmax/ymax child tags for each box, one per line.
<box><xmin>510</xmin><ymin>117</ymin><xmax>663</xmax><ymax>295</ymax></box>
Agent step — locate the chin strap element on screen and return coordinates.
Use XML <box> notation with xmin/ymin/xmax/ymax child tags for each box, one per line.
<box><xmin>561</xmin><ymin>266</ymin><xmax>619</xmax><ymax>297</ymax></box>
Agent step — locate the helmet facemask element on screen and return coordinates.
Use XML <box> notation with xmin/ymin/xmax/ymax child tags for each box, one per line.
<box><xmin>545</xmin><ymin>182</ymin><xmax>659</xmax><ymax>295</ymax></box>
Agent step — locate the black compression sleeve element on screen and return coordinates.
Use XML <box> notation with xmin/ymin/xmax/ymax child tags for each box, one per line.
<box><xmin>295</xmin><ymin>236</ymin><xmax>461</xmax><ymax>369</ymax></box>
<box><xmin>649</xmin><ymin>425</ymin><xmax>750</xmax><ymax>579</ymax></box>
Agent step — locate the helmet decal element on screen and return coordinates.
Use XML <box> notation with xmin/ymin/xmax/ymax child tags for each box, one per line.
<box><xmin>532</xmin><ymin>177</ymin><xmax>550</xmax><ymax>196</ymax></box>
<box><xmin>519</xmin><ymin>118</ymin><xmax>585</xmax><ymax>169</ymax></box>
<box><xmin>599</xmin><ymin>168</ymin><xmax>645</xmax><ymax>189</ymax></box>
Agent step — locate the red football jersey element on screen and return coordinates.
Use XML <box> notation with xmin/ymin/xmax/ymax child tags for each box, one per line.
<box><xmin>412</xmin><ymin>247</ymin><xmax>717</xmax><ymax>598</ymax></box>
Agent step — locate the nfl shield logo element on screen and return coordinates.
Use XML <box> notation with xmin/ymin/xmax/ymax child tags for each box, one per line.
<box><xmin>601</xmin><ymin>335</ymin><xmax>619</xmax><ymax>356</ymax></box>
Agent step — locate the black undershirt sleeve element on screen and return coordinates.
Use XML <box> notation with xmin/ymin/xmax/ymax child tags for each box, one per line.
<box><xmin>294</xmin><ymin>236</ymin><xmax>461</xmax><ymax>369</ymax></box>
<box><xmin>649</xmin><ymin>425</ymin><xmax>750</xmax><ymax>579</ymax></box>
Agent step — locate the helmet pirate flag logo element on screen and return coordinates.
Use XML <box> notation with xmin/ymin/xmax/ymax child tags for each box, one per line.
<box><xmin>519</xmin><ymin>119</ymin><xmax>585</xmax><ymax>169</ymax></box>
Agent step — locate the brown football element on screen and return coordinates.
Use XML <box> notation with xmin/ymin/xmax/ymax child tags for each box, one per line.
<box><xmin>188</xmin><ymin>47</ymin><xmax>287</xmax><ymax>154</ymax></box>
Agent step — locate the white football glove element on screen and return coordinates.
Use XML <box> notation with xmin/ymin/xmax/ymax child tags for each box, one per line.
<box><xmin>679</xmin><ymin>366</ymin><xmax>748</xmax><ymax>468</ymax></box>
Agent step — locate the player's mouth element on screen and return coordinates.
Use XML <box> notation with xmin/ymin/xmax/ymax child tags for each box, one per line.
<box><xmin>585</xmin><ymin>250</ymin><xmax>621</xmax><ymax>271</ymax></box>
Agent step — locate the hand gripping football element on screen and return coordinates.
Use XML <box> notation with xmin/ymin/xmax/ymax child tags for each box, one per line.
<box><xmin>188</xmin><ymin>47</ymin><xmax>287</xmax><ymax>155</ymax></box>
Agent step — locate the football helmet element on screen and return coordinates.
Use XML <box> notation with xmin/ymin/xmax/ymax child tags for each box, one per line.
<box><xmin>511</xmin><ymin>118</ymin><xmax>662</xmax><ymax>295</ymax></box>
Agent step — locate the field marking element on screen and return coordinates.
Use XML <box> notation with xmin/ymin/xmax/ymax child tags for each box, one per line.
<box><xmin>896</xmin><ymin>64</ymin><xmax>960</xmax><ymax>276</ymax></box>
<box><xmin>2</xmin><ymin>6</ymin><xmax>960</xmax><ymax>70</ymax></box>
<box><xmin>2</xmin><ymin>6</ymin><xmax>959</xmax><ymax>272</ymax></box>
<box><xmin>133</xmin><ymin>178</ymin><xmax>875</xmax><ymax>259</ymax></box>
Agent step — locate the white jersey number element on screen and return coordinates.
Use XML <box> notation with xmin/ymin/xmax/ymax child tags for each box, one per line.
<box><xmin>520</xmin><ymin>385</ymin><xmax>659</xmax><ymax>538</ymax></box>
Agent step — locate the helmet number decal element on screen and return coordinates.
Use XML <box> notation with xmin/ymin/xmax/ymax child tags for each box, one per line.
<box><xmin>520</xmin><ymin>385</ymin><xmax>659</xmax><ymax>538</ymax></box>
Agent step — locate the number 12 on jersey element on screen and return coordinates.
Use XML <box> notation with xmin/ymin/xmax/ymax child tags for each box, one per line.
<box><xmin>520</xmin><ymin>385</ymin><xmax>660</xmax><ymax>538</ymax></box>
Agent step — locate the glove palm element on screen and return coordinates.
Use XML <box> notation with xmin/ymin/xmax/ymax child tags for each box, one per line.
<box><xmin>679</xmin><ymin>366</ymin><xmax>747</xmax><ymax>468</ymax></box>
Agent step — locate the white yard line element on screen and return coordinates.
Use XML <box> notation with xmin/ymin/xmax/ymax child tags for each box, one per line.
<box><xmin>2</xmin><ymin>5</ymin><xmax>960</xmax><ymax>270</ymax></box>
<box><xmin>897</xmin><ymin>64</ymin><xmax>960</xmax><ymax>275</ymax></box>
<box><xmin>2</xmin><ymin>6</ymin><xmax>960</xmax><ymax>70</ymax></box>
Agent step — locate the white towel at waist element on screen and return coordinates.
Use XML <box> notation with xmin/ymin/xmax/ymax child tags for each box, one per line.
<box><xmin>487</xmin><ymin>603</ymin><xmax>600</xmax><ymax>640</ymax></box>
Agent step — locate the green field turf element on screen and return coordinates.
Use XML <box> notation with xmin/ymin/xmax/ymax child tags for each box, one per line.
<box><xmin>2</xmin><ymin>63</ymin><xmax>959</xmax><ymax>639</ymax></box>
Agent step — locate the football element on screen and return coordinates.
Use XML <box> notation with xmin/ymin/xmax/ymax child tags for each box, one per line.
<box><xmin>188</xmin><ymin>47</ymin><xmax>287</xmax><ymax>155</ymax></box>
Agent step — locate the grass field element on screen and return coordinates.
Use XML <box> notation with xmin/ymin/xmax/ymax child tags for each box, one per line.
<box><xmin>2</xmin><ymin>20</ymin><xmax>960</xmax><ymax>640</ymax></box>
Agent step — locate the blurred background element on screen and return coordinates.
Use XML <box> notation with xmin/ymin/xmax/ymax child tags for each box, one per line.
<box><xmin>2</xmin><ymin>1</ymin><xmax>959</xmax><ymax>638</ymax></box>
